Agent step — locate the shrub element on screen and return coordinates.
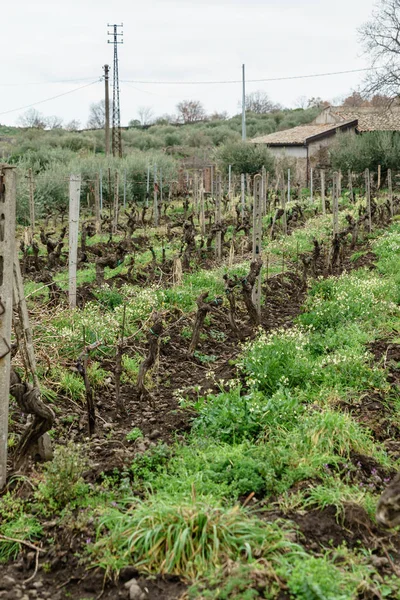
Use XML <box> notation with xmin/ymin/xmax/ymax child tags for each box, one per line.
<box><xmin>36</xmin><ymin>442</ymin><xmax>89</xmax><ymax>510</ymax></box>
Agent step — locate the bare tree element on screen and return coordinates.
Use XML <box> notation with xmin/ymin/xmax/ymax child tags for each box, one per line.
<box><xmin>210</xmin><ymin>110</ymin><xmax>229</xmax><ymax>121</ymax></box>
<box><xmin>46</xmin><ymin>115</ymin><xmax>64</xmax><ymax>129</ymax></box>
<box><xmin>360</xmin><ymin>0</ymin><xmax>400</xmax><ymax>97</ymax></box>
<box><xmin>176</xmin><ymin>100</ymin><xmax>206</xmax><ymax>123</ymax></box>
<box><xmin>295</xmin><ymin>96</ymin><xmax>308</xmax><ymax>109</ymax></box>
<box><xmin>244</xmin><ymin>90</ymin><xmax>282</xmax><ymax>113</ymax></box>
<box><xmin>87</xmin><ymin>99</ymin><xmax>107</xmax><ymax>129</ymax></box>
<box><xmin>307</xmin><ymin>97</ymin><xmax>330</xmax><ymax>109</ymax></box>
<box><xmin>18</xmin><ymin>109</ymin><xmax>47</xmax><ymax>129</ymax></box>
<box><xmin>137</xmin><ymin>106</ymin><xmax>154</xmax><ymax>126</ymax></box>
<box><xmin>65</xmin><ymin>119</ymin><xmax>81</xmax><ymax>131</ymax></box>
<box><xmin>342</xmin><ymin>92</ymin><xmax>366</xmax><ymax>107</ymax></box>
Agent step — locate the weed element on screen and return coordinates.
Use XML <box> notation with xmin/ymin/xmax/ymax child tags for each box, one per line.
<box><xmin>126</xmin><ymin>427</ymin><xmax>143</xmax><ymax>443</ymax></box>
<box><xmin>35</xmin><ymin>441</ymin><xmax>89</xmax><ymax>510</ymax></box>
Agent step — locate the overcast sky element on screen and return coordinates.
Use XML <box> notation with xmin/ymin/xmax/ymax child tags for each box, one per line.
<box><xmin>0</xmin><ymin>0</ymin><xmax>377</xmax><ymax>127</ymax></box>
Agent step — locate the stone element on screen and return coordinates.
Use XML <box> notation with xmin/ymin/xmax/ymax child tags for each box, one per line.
<box><xmin>103</xmin><ymin>422</ymin><xmax>113</xmax><ymax>430</ymax></box>
<box><xmin>124</xmin><ymin>578</ymin><xmax>138</xmax><ymax>589</ymax></box>
<box><xmin>149</xmin><ymin>429</ymin><xmax>161</xmax><ymax>440</ymax></box>
<box><xmin>129</xmin><ymin>583</ymin><xmax>145</xmax><ymax>600</ymax></box>
<box><xmin>32</xmin><ymin>582</ymin><xmax>44</xmax><ymax>590</ymax></box>
<box><xmin>370</xmin><ymin>555</ymin><xmax>389</xmax><ymax>568</ymax></box>
<box><xmin>0</xmin><ymin>576</ymin><xmax>16</xmax><ymax>591</ymax></box>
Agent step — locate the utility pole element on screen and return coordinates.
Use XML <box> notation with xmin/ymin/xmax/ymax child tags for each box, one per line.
<box><xmin>242</xmin><ymin>64</ymin><xmax>246</xmax><ymax>141</ymax></box>
<box><xmin>107</xmin><ymin>23</ymin><xmax>123</xmax><ymax>158</ymax></box>
<box><xmin>103</xmin><ymin>64</ymin><xmax>110</xmax><ymax>156</ymax></box>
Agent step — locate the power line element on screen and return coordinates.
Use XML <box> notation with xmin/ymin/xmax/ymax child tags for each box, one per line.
<box><xmin>0</xmin><ymin>77</ymin><xmax>99</xmax><ymax>87</ymax></box>
<box><xmin>0</xmin><ymin>80</ymin><xmax>101</xmax><ymax>117</ymax></box>
<box><xmin>121</xmin><ymin>66</ymin><xmax>379</xmax><ymax>86</ymax></box>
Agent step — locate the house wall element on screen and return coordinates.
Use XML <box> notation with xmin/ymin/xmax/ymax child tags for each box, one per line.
<box><xmin>268</xmin><ymin>146</ymin><xmax>307</xmax><ymax>159</ymax></box>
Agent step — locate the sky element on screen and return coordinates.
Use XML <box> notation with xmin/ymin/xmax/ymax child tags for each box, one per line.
<box><xmin>0</xmin><ymin>0</ymin><xmax>378</xmax><ymax>127</ymax></box>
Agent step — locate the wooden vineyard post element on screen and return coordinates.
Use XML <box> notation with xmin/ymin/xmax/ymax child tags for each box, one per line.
<box><xmin>332</xmin><ymin>171</ymin><xmax>339</xmax><ymax>235</ymax></box>
<box><xmin>252</xmin><ymin>174</ymin><xmax>262</xmax><ymax>317</ymax></box>
<box><xmin>112</xmin><ymin>171</ymin><xmax>119</xmax><ymax>235</ymax></box>
<box><xmin>280</xmin><ymin>173</ymin><xmax>287</xmax><ymax>235</ymax></box>
<box><xmin>261</xmin><ymin>166</ymin><xmax>267</xmax><ymax>214</ymax></box>
<box><xmin>215</xmin><ymin>171</ymin><xmax>222</xmax><ymax>260</ymax></box>
<box><xmin>388</xmin><ymin>169</ymin><xmax>394</xmax><ymax>217</ymax></box>
<box><xmin>153</xmin><ymin>165</ymin><xmax>159</xmax><ymax>227</ymax></box>
<box><xmin>28</xmin><ymin>168</ymin><xmax>35</xmax><ymax>241</ymax></box>
<box><xmin>378</xmin><ymin>164</ymin><xmax>381</xmax><ymax>190</ymax></box>
<box><xmin>287</xmin><ymin>168</ymin><xmax>291</xmax><ymax>204</ymax></box>
<box><xmin>241</xmin><ymin>173</ymin><xmax>245</xmax><ymax>220</ymax></box>
<box><xmin>94</xmin><ymin>172</ymin><xmax>101</xmax><ymax>234</ymax></box>
<box><xmin>0</xmin><ymin>166</ymin><xmax>16</xmax><ymax>489</ymax></box>
<box><xmin>199</xmin><ymin>176</ymin><xmax>206</xmax><ymax>236</ymax></box>
<box><xmin>310</xmin><ymin>168</ymin><xmax>313</xmax><ymax>202</ymax></box>
<box><xmin>348</xmin><ymin>170</ymin><xmax>354</xmax><ymax>203</ymax></box>
<box><xmin>320</xmin><ymin>169</ymin><xmax>326</xmax><ymax>215</ymax></box>
<box><xmin>193</xmin><ymin>171</ymin><xmax>198</xmax><ymax>216</ymax></box>
<box><xmin>338</xmin><ymin>169</ymin><xmax>342</xmax><ymax>197</ymax></box>
<box><xmin>146</xmin><ymin>164</ymin><xmax>150</xmax><ymax>207</ymax></box>
<box><xmin>69</xmin><ymin>174</ymin><xmax>81</xmax><ymax>309</ymax></box>
<box><xmin>365</xmin><ymin>168</ymin><xmax>372</xmax><ymax>233</ymax></box>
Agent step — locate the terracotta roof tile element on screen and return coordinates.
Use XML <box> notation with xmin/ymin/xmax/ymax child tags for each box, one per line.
<box><xmin>250</xmin><ymin>121</ymin><xmax>355</xmax><ymax>146</ymax></box>
<box><xmin>328</xmin><ymin>106</ymin><xmax>400</xmax><ymax>131</ymax></box>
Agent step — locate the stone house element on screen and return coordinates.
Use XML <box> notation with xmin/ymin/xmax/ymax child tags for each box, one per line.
<box><xmin>250</xmin><ymin>106</ymin><xmax>400</xmax><ymax>186</ymax></box>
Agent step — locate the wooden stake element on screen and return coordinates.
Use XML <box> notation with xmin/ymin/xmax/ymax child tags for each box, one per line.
<box><xmin>68</xmin><ymin>174</ymin><xmax>81</xmax><ymax>309</ymax></box>
<box><xmin>0</xmin><ymin>166</ymin><xmax>16</xmax><ymax>489</ymax></box>
<box><xmin>365</xmin><ymin>168</ymin><xmax>372</xmax><ymax>233</ymax></box>
<box><xmin>378</xmin><ymin>164</ymin><xmax>381</xmax><ymax>190</ymax></box>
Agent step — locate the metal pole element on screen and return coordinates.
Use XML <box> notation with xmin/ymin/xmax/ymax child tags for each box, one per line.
<box><xmin>242</xmin><ymin>64</ymin><xmax>246</xmax><ymax>141</ymax></box>
<box><xmin>388</xmin><ymin>169</ymin><xmax>394</xmax><ymax>217</ymax></box>
<box><xmin>154</xmin><ymin>164</ymin><xmax>159</xmax><ymax>227</ymax></box>
<box><xmin>0</xmin><ymin>166</ymin><xmax>16</xmax><ymax>490</ymax></box>
<box><xmin>69</xmin><ymin>175</ymin><xmax>81</xmax><ymax>309</ymax></box>
<box><xmin>123</xmin><ymin>168</ymin><xmax>127</xmax><ymax>208</ymax></box>
<box><xmin>320</xmin><ymin>169</ymin><xmax>326</xmax><ymax>215</ymax></box>
<box><xmin>103</xmin><ymin>64</ymin><xmax>110</xmax><ymax>156</ymax></box>
<box><xmin>241</xmin><ymin>173</ymin><xmax>245</xmax><ymax>220</ymax></box>
<box><xmin>332</xmin><ymin>172</ymin><xmax>339</xmax><ymax>235</ymax></box>
<box><xmin>215</xmin><ymin>171</ymin><xmax>222</xmax><ymax>260</ymax></box>
<box><xmin>99</xmin><ymin>169</ymin><xmax>103</xmax><ymax>212</ymax></box>
<box><xmin>252</xmin><ymin>174</ymin><xmax>262</xmax><ymax>316</ymax></box>
<box><xmin>28</xmin><ymin>168</ymin><xmax>35</xmax><ymax>240</ymax></box>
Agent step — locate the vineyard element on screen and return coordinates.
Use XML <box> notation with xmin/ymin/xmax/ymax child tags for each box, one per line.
<box><xmin>1</xmin><ymin>163</ymin><xmax>400</xmax><ymax>600</ymax></box>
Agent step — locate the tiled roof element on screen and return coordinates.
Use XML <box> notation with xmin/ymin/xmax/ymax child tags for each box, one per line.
<box><xmin>327</xmin><ymin>106</ymin><xmax>400</xmax><ymax>132</ymax></box>
<box><xmin>250</xmin><ymin>121</ymin><xmax>356</xmax><ymax>146</ymax></box>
